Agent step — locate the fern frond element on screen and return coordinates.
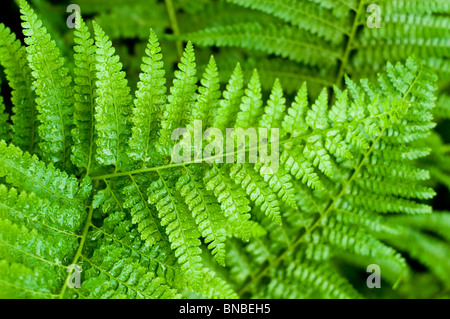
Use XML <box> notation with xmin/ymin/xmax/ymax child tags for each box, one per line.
<box><xmin>148</xmin><ymin>173</ymin><xmax>236</xmax><ymax>298</ymax></box>
<box><xmin>383</xmin><ymin>226</ymin><xmax>450</xmax><ymax>288</ymax></box>
<box><xmin>20</xmin><ymin>0</ymin><xmax>74</xmax><ymax>170</ymax></box>
<box><xmin>309</xmin><ymin>216</ymin><xmax>407</xmax><ymax>275</ymax></box>
<box><xmin>256</xmin><ymin>164</ymin><xmax>297</xmax><ymax>209</ymax></box>
<box><xmin>213</xmin><ymin>62</ymin><xmax>244</xmax><ymax>131</ymax></box>
<box><xmin>181</xmin><ymin>22</ymin><xmax>341</xmax><ymax>68</ymax></box>
<box><xmin>147</xmin><ymin>174</ymin><xmax>204</xmax><ymax>286</ymax></box>
<box><xmin>275</xmin><ymin>259</ymin><xmax>362</xmax><ymax>299</ymax></box>
<box><xmin>0</xmin><ymin>4</ymin><xmax>444</xmax><ymax>299</ymax></box>
<box><xmin>176</xmin><ymin>166</ymin><xmax>227</xmax><ymax>266</ymax></box>
<box><xmin>0</xmin><ymin>141</ymin><xmax>91</xmax><ymax>209</ymax></box>
<box><xmin>229</xmin><ymin>163</ymin><xmax>281</xmax><ymax>224</ymax></box>
<box><xmin>94</xmin><ymin>1</ymin><xmax>169</xmax><ymax>40</ymax></box>
<box><xmin>190</xmin><ymin>56</ymin><xmax>221</xmax><ymax>128</ymax></box>
<box><xmin>123</xmin><ymin>178</ymin><xmax>164</xmax><ymax>247</ymax></box>
<box><xmin>0</xmin><ymin>24</ymin><xmax>37</xmax><ymax>152</ymax></box>
<box><xmin>388</xmin><ymin>211</ymin><xmax>450</xmax><ymax>242</ymax></box>
<box><xmin>80</xmin><ymin>246</ymin><xmax>181</xmax><ymax>299</ymax></box>
<box><xmin>0</xmin><ymin>83</ymin><xmax>11</xmax><ymax>143</ymax></box>
<box><xmin>71</xmin><ymin>14</ymin><xmax>97</xmax><ymax>173</ymax></box>
<box><xmin>128</xmin><ymin>29</ymin><xmax>167</xmax><ymax>166</ymax></box>
<box><xmin>225</xmin><ymin>0</ymin><xmax>350</xmax><ymax>44</ymax></box>
<box><xmin>259</xmin><ymin>78</ymin><xmax>286</xmax><ymax>129</ymax></box>
<box><xmin>0</xmin><ymin>180</ymin><xmax>89</xmax><ymax>297</ymax></box>
<box><xmin>92</xmin><ymin>21</ymin><xmax>133</xmax><ymax>170</ymax></box>
<box><xmin>235</xmin><ymin>69</ymin><xmax>263</xmax><ymax>129</ymax></box>
<box><xmin>159</xmin><ymin>42</ymin><xmax>198</xmax><ymax>153</ymax></box>
<box><xmin>203</xmin><ymin>164</ymin><xmax>262</xmax><ymax>241</ymax></box>
<box><xmin>435</xmin><ymin>93</ymin><xmax>450</xmax><ymax>120</ymax></box>
<box><xmin>382</xmin><ymin>0</ymin><xmax>450</xmax><ymax>15</ymax></box>
<box><xmin>90</xmin><ymin>211</ymin><xmax>180</xmax><ymax>287</ymax></box>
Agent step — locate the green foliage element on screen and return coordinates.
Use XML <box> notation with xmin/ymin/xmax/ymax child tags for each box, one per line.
<box><xmin>128</xmin><ymin>30</ymin><xmax>167</xmax><ymax>167</ymax></box>
<box><xmin>180</xmin><ymin>0</ymin><xmax>450</xmax><ymax>94</ymax></box>
<box><xmin>159</xmin><ymin>41</ymin><xmax>198</xmax><ymax>154</ymax></box>
<box><xmin>92</xmin><ymin>20</ymin><xmax>133</xmax><ymax>171</ymax></box>
<box><xmin>0</xmin><ymin>0</ymin><xmax>448</xmax><ymax>300</ymax></box>
<box><xmin>0</xmin><ymin>80</ymin><xmax>12</xmax><ymax>143</ymax></box>
<box><xmin>0</xmin><ymin>23</ymin><xmax>37</xmax><ymax>152</ymax></box>
<box><xmin>71</xmin><ymin>13</ymin><xmax>96</xmax><ymax>173</ymax></box>
<box><xmin>20</xmin><ymin>0</ymin><xmax>74</xmax><ymax>171</ymax></box>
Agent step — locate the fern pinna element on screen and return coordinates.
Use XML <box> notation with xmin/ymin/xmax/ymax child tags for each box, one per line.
<box><xmin>0</xmin><ymin>1</ymin><xmax>447</xmax><ymax>299</ymax></box>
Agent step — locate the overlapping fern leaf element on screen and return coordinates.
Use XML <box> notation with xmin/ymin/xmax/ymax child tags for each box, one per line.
<box><xmin>181</xmin><ymin>0</ymin><xmax>450</xmax><ymax>94</ymax></box>
<box><xmin>177</xmin><ymin>0</ymin><xmax>450</xmax><ymax>232</ymax></box>
<box><xmin>0</xmin><ymin>1</ymin><xmax>443</xmax><ymax>299</ymax></box>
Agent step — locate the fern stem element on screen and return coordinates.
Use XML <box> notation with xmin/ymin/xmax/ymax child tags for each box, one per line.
<box><xmin>29</xmin><ymin>104</ymin><xmax>37</xmax><ymax>154</ymax></box>
<box><xmin>441</xmin><ymin>144</ymin><xmax>450</xmax><ymax>154</ymax></box>
<box><xmin>85</xmin><ymin>62</ymin><xmax>96</xmax><ymax>177</ymax></box>
<box><xmin>89</xmin><ymin>106</ymin><xmax>401</xmax><ymax>182</ymax></box>
<box><xmin>58</xmin><ymin>205</ymin><xmax>93</xmax><ymax>299</ymax></box>
<box><xmin>334</xmin><ymin>0</ymin><xmax>365</xmax><ymax>89</ymax></box>
<box><xmin>164</xmin><ymin>0</ymin><xmax>183</xmax><ymax>57</ymax></box>
<box><xmin>104</xmin><ymin>178</ymin><xmax>124</xmax><ymax>210</ymax></box>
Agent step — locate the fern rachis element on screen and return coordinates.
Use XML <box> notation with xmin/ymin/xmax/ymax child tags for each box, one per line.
<box><xmin>0</xmin><ymin>0</ymin><xmax>447</xmax><ymax>300</ymax></box>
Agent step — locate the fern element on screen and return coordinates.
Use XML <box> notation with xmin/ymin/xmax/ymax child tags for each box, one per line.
<box><xmin>0</xmin><ymin>0</ymin><xmax>447</xmax><ymax>300</ymax></box>
<box><xmin>0</xmin><ymin>23</ymin><xmax>37</xmax><ymax>153</ymax></box>
<box><xmin>92</xmin><ymin>20</ymin><xmax>133</xmax><ymax>171</ymax></box>
<box><xmin>181</xmin><ymin>0</ymin><xmax>450</xmax><ymax>93</ymax></box>
<box><xmin>20</xmin><ymin>0</ymin><xmax>74</xmax><ymax>171</ymax></box>
<box><xmin>0</xmin><ymin>79</ymin><xmax>11</xmax><ymax>143</ymax></box>
<box><xmin>71</xmin><ymin>13</ymin><xmax>97</xmax><ymax>174</ymax></box>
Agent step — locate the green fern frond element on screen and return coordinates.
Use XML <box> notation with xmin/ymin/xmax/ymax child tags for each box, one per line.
<box><xmin>147</xmin><ymin>174</ymin><xmax>204</xmax><ymax>286</ymax></box>
<box><xmin>20</xmin><ymin>0</ymin><xmax>74</xmax><ymax>170</ymax></box>
<box><xmin>123</xmin><ymin>179</ymin><xmax>164</xmax><ymax>247</ymax></box>
<box><xmin>80</xmin><ymin>247</ymin><xmax>181</xmax><ymax>299</ymax></box>
<box><xmin>382</xmin><ymin>225</ymin><xmax>450</xmax><ymax>288</ymax></box>
<box><xmin>259</xmin><ymin>78</ymin><xmax>287</xmax><ymax>129</ymax></box>
<box><xmin>229</xmin><ymin>163</ymin><xmax>282</xmax><ymax>224</ymax></box>
<box><xmin>92</xmin><ymin>21</ymin><xmax>133</xmax><ymax>171</ymax></box>
<box><xmin>0</xmin><ymin>141</ymin><xmax>91</xmax><ymax>209</ymax></box>
<box><xmin>148</xmin><ymin>173</ymin><xmax>236</xmax><ymax>298</ymax></box>
<box><xmin>128</xmin><ymin>29</ymin><xmax>167</xmax><ymax>167</ymax></box>
<box><xmin>273</xmin><ymin>259</ymin><xmax>362</xmax><ymax>299</ymax></box>
<box><xmin>0</xmin><ymin>24</ymin><xmax>37</xmax><ymax>152</ymax></box>
<box><xmin>176</xmin><ymin>166</ymin><xmax>227</xmax><ymax>266</ymax></box>
<box><xmin>0</xmin><ymin>3</ymin><xmax>445</xmax><ymax>299</ymax></box>
<box><xmin>94</xmin><ymin>0</ymin><xmax>169</xmax><ymax>40</ymax></box>
<box><xmin>90</xmin><ymin>211</ymin><xmax>181</xmax><ymax>287</ymax></box>
<box><xmin>235</xmin><ymin>69</ymin><xmax>263</xmax><ymax>129</ymax></box>
<box><xmin>214</xmin><ymin>62</ymin><xmax>244</xmax><ymax>131</ymax></box>
<box><xmin>190</xmin><ymin>55</ymin><xmax>221</xmax><ymax>128</ymax></box>
<box><xmin>225</xmin><ymin>0</ymin><xmax>350</xmax><ymax>44</ymax></box>
<box><xmin>203</xmin><ymin>164</ymin><xmax>260</xmax><ymax>241</ymax></box>
<box><xmin>159</xmin><ymin>41</ymin><xmax>198</xmax><ymax>153</ymax></box>
<box><xmin>71</xmin><ymin>13</ymin><xmax>97</xmax><ymax>173</ymax></box>
<box><xmin>182</xmin><ymin>22</ymin><xmax>341</xmax><ymax>68</ymax></box>
<box><xmin>381</xmin><ymin>0</ymin><xmax>450</xmax><ymax>15</ymax></box>
<box><xmin>0</xmin><ymin>82</ymin><xmax>11</xmax><ymax>143</ymax></box>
